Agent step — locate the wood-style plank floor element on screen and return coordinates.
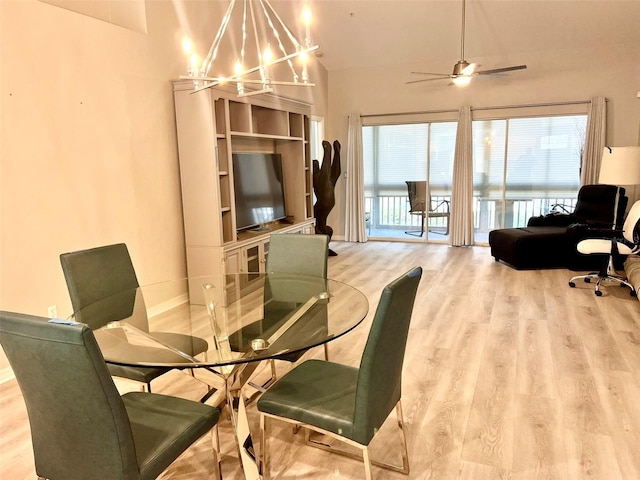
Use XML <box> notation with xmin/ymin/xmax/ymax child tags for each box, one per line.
<box><xmin>2</xmin><ymin>242</ymin><xmax>639</xmax><ymax>479</ymax></box>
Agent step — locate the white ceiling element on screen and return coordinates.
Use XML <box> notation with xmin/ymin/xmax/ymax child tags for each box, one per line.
<box><xmin>273</xmin><ymin>0</ymin><xmax>640</xmax><ymax>72</ymax></box>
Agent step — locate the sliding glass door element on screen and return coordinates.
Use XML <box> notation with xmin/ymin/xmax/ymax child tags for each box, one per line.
<box><xmin>473</xmin><ymin>115</ymin><xmax>587</xmax><ymax>242</ymax></box>
<box><xmin>363</xmin><ymin>122</ymin><xmax>456</xmax><ymax>241</ymax></box>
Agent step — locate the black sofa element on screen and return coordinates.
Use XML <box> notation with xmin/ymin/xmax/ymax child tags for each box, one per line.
<box><xmin>489</xmin><ymin>184</ymin><xmax>627</xmax><ymax>270</ymax></box>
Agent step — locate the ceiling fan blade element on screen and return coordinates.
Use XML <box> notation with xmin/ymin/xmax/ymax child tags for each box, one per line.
<box><xmin>477</xmin><ymin>65</ymin><xmax>527</xmax><ymax>75</ymax></box>
<box><xmin>410</xmin><ymin>71</ymin><xmax>450</xmax><ymax>76</ymax></box>
<box><xmin>406</xmin><ymin>76</ymin><xmax>452</xmax><ymax>84</ymax></box>
<box><xmin>408</xmin><ymin>0</ymin><xmax>527</xmax><ymax>87</ymax></box>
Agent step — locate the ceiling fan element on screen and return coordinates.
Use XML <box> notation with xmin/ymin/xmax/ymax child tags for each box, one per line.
<box><xmin>408</xmin><ymin>0</ymin><xmax>526</xmax><ymax>87</ymax></box>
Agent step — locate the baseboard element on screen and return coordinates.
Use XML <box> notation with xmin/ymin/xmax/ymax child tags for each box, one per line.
<box><xmin>0</xmin><ymin>293</ymin><xmax>189</xmax><ymax>385</ymax></box>
<box><xmin>0</xmin><ymin>366</ymin><xmax>15</xmax><ymax>384</ymax></box>
<box><xmin>146</xmin><ymin>293</ymin><xmax>189</xmax><ymax>318</ymax></box>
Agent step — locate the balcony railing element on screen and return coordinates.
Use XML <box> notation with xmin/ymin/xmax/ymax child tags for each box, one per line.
<box><xmin>365</xmin><ymin>195</ymin><xmax>577</xmax><ymax>234</ymax></box>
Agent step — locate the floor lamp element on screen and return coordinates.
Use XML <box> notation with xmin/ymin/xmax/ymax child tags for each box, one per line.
<box><xmin>598</xmin><ymin>146</ymin><xmax>640</xmax><ymax>226</ymax></box>
<box><xmin>569</xmin><ymin>146</ymin><xmax>640</xmax><ymax>295</ymax></box>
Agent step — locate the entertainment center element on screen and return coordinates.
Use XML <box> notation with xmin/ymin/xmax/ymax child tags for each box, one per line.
<box><xmin>173</xmin><ymin>81</ymin><xmax>315</xmax><ymax>304</ymax></box>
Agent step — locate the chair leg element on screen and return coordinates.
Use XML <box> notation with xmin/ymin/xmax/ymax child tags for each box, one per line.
<box><xmin>259</xmin><ymin>414</ymin><xmax>269</xmax><ymax>480</ymax></box>
<box><xmin>211</xmin><ymin>425</ymin><xmax>222</xmax><ymax>480</ymax></box>
<box><xmin>362</xmin><ymin>445</ymin><xmax>373</xmax><ymax>480</ymax></box>
<box><xmin>405</xmin><ymin>213</ymin><xmax>425</xmax><ymax>237</ymax></box>
<box><xmin>395</xmin><ymin>401</ymin><xmax>410</xmax><ymax>474</ymax></box>
<box><xmin>302</xmin><ymin>400</ymin><xmax>410</xmax><ymax>475</ymax></box>
<box><xmin>569</xmin><ymin>254</ymin><xmax>636</xmax><ymax>297</ymax></box>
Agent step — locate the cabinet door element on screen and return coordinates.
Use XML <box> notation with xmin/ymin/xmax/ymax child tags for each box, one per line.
<box><xmin>259</xmin><ymin>239</ymin><xmax>270</xmax><ymax>272</ymax></box>
<box><xmin>222</xmin><ymin>248</ymin><xmax>245</xmax><ymax>305</ymax></box>
<box><xmin>245</xmin><ymin>244</ymin><xmax>260</xmax><ymax>276</ymax></box>
<box><xmin>224</xmin><ymin>248</ymin><xmax>243</xmax><ymax>275</ymax></box>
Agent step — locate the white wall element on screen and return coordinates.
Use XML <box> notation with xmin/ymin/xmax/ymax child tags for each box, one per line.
<box><xmin>0</xmin><ymin>0</ymin><xmax>328</xmax><ymax>373</ymax></box>
<box><xmin>325</xmin><ymin>43</ymin><xmax>640</xmax><ymax>239</ymax></box>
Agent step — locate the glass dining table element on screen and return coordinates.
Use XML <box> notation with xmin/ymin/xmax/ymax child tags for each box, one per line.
<box><xmin>71</xmin><ymin>272</ymin><xmax>369</xmax><ymax>480</ymax></box>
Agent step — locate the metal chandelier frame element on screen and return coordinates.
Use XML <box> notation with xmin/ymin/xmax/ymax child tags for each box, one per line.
<box><xmin>181</xmin><ymin>0</ymin><xmax>319</xmax><ymax>97</ymax></box>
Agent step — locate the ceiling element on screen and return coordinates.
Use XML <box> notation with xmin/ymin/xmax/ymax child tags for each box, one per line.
<box><xmin>272</xmin><ymin>0</ymin><xmax>640</xmax><ymax>72</ymax></box>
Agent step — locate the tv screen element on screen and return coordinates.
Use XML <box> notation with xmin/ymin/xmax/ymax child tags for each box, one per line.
<box><xmin>232</xmin><ymin>153</ymin><xmax>287</xmax><ymax>230</ymax></box>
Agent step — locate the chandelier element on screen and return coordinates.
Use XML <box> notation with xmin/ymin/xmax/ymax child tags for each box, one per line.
<box><xmin>181</xmin><ymin>0</ymin><xmax>319</xmax><ymax>97</ymax></box>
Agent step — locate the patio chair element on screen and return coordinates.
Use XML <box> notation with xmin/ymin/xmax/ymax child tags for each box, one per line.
<box><xmin>405</xmin><ymin>181</ymin><xmax>450</xmax><ymax>236</ymax></box>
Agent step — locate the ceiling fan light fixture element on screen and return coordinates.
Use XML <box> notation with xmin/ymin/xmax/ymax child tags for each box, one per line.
<box><xmin>452</xmin><ymin>75</ymin><xmax>472</xmax><ymax>87</ymax></box>
<box><xmin>407</xmin><ymin>0</ymin><xmax>526</xmax><ymax>87</ymax></box>
<box><xmin>462</xmin><ymin>62</ymin><xmax>476</xmax><ymax>75</ymax></box>
<box><xmin>452</xmin><ymin>60</ymin><xmax>470</xmax><ymax>76</ymax></box>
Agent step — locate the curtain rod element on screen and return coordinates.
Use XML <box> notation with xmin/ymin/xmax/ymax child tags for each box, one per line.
<box><xmin>362</xmin><ymin>108</ymin><xmax>457</xmax><ymax>118</ymax></box>
<box><xmin>361</xmin><ymin>98</ymin><xmax>603</xmax><ymax>118</ymax></box>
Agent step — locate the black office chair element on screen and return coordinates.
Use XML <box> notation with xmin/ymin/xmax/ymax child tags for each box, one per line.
<box><xmin>405</xmin><ymin>181</ymin><xmax>450</xmax><ymax>236</ymax></box>
<box><xmin>0</xmin><ymin>311</ymin><xmax>221</xmax><ymax>480</ymax></box>
<box><xmin>60</xmin><ymin>243</ymin><xmax>208</xmax><ymax>391</ymax></box>
<box><xmin>569</xmin><ymin>200</ymin><xmax>640</xmax><ymax>296</ymax></box>
<box><xmin>257</xmin><ymin>266</ymin><xmax>423</xmax><ymax>480</ymax></box>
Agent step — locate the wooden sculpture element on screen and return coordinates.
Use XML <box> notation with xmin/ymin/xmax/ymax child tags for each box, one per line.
<box><xmin>313</xmin><ymin>140</ymin><xmax>341</xmax><ymax>256</ymax></box>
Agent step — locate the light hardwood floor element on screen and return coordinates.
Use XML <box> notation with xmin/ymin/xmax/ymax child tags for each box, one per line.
<box><xmin>1</xmin><ymin>242</ymin><xmax>639</xmax><ymax>479</ymax></box>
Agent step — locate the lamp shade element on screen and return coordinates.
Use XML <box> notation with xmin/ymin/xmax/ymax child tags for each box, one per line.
<box><xmin>599</xmin><ymin>146</ymin><xmax>640</xmax><ymax>185</ymax></box>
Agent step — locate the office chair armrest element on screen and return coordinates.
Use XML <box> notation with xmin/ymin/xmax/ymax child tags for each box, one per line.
<box><xmin>580</xmin><ymin>227</ymin><xmax>623</xmax><ymax>237</ymax></box>
<box><xmin>566</xmin><ymin>223</ymin><xmax>622</xmax><ymax>242</ymax></box>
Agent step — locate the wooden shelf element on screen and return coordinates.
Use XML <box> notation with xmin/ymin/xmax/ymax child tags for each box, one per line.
<box><xmin>173</xmin><ymin>81</ymin><xmax>316</xmax><ymax>295</ymax></box>
<box><xmin>229</xmin><ymin>131</ymin><xmax>303</xmax><ymax>141</ymax></box>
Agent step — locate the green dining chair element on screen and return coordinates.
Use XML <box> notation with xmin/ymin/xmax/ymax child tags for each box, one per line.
<box><xmin>257</xmin><ymin>266</ymin><xmax>423</xmax><ymax>479</ymax></box>
<box><xmin>0</xmin><ymin>311</ymin><xmax>221</xmax><ymax>480</ymax></box>
<box><xmin>60</xmin><ymin>243</ymin><xmax>208</xmax><ymax>391</ymax></box>
<box><xmin>264</xmin><ymin>233</ymin><xmax>330</xmax><ymax>365</ymax></box>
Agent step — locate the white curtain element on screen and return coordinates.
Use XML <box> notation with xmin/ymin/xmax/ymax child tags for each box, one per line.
<box><xmin>580</xmin><ymin>96</ymin><xmax>607</xmax><ymax>185</ymax></box>
<box><xmin>344</xmin><ymin>113</ymin><xmax>367</xmax><ymax>242</ymax></box>
<box><xmin>450</xmin><ymin>106</ymin><xmax>475</xmax><ymax>246</ymax></box>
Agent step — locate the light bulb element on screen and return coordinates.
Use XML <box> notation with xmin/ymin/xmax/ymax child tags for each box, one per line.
<box><xmin>182</xmin><ymin>37</ymin><xmax>193</xmax><ymax>55</ymax></box>
<box><xmin>234</xmin><ymin>60</ymin><xmax>243</xmax><ymax>75</ymax></box>
<box><xmin>453</xmin><ymin>75</ymin><xmax>471</xmax><ymax>87</ymax></box>
<box><xmin>302</xmin><ymin>8</ymin><xmax>312</xmax><ymax>26</ymax></box>
<box><xmin>301</xmin><ymin>7</ymin><xmax>313</xmax><ymax>48</ymax></box>
<box><xmin>190</xmin><ymin>53</ymin><xmax>200</xmax><ymax>76</ymax></box>
<box><xmin>263</xmin><ymin>46</ymin><xmax>273</xmax><ymax>65</ymax></box>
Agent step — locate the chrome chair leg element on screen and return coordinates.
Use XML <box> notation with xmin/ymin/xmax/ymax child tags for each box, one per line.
<box><xmin>211</xmin><ymin>425</ymin><xmax>222</xmax><ymax>480</ymax></box>
<box><xmin>299</xmin><ymin>399</ymin><xmax>410</xmax><ymax>476</ymax></box>
<box><xmin>569</xmin><ymin>266</ymin><xmax>635</xmax><ymax>297</ymax></box>
<box><xmin>362</xmin><ymin>445</ymin><xmax>373</xmax><ymax>480</ymax></box>
<box><xmin>259</xmin><ymin>414</ymin><xmax>269</xmax><ymax>479</ymax></box>
<box><xmin>395</xmin><ymin>401</ymin><xmax>410</xmax><ymax>474</ymax></box>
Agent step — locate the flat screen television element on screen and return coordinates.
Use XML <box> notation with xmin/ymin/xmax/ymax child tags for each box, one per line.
<box><xmin>232</xmin><ymin>152</ymin><xmax>287</xmax><ymax>231</ymax></box>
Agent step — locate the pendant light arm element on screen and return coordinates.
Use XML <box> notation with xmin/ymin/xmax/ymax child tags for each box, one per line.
<box><xmin>258</xmin><ymin>0</ymin><xmax>298</xmax><ymax>78</ymax></box>
<box><xmin>202</xmin><ymin>0</ymin><xmax>237</xmax><ymax>77</ymax></box>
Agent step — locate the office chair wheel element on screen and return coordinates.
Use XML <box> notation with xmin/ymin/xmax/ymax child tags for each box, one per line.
<box><xmin>568</xmin><ymin>281</ymin><xmax>576</xmax><ymax>288</ymax></box>
<box><xmin>595</xmin><ymin>290</ymin><xmax>603</xmax><ymax>297</ymax></box>
<box><xmin>584</xmin><ymin>278</ymin><xmax>591</xmax><ymax>283</ymax></box>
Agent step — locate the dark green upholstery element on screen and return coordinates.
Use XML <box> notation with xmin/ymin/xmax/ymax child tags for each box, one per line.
<box><xmin>0</xmin><ymin>311</ymin><xmax>220</xmax><ymax>480</ymax></box>
<box><xmin>60</xmin><ymin>243</ymin><xmax>208</xmax><ymax>388</ymax></box>
<box><xmin>266</xmin><ymin>233</ymin><xmax>329</xmax><ymax>277</ymax></box>
<box><xmin>257</xmin><ymin>266</ymin><xmax>422</xmax><ymax>446</ymax></box>
<box><xmin>264</xmin><ymin>233</ymin><xmax>329</xmax><ymax>363</ymax></box>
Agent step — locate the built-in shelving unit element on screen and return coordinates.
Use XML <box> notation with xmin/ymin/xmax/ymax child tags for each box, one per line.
<box><xmin>173</xmin><ymin>81</ymin><xmax>315</xmax><ymax>304</ymax></box>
